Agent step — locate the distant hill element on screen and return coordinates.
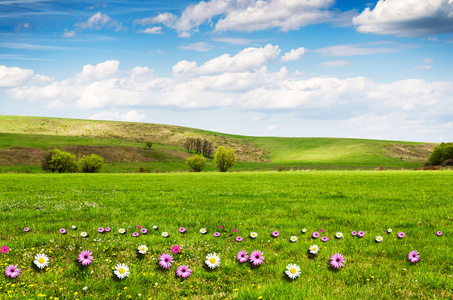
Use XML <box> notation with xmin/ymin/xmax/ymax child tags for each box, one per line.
<box><xmin>0</xmin><ymin>116</ymin><xmax>436</xmax><ymax>173</ymax></box>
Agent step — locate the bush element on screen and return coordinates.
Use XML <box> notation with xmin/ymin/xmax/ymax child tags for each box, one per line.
<box><xmin>42</xmin><ymin>149</ymin><xmax>78</xmax><ymax>173</ymax></box>
<box><xmin>277</xmin><ymin>165</ymin><xmax>286</xmax><ymax>172</ymax></box>
<box><xmin>78</xmin><ymin>154</ymin><xmax>104</xmax><ymax>173</ymax></box>
<box><xmin>145</xmin><ymin>141</ymin><xmax>153</xmax><ymax>149</ymax></box>
<box><xmin>442</xmin><ymin>159</ymin><xmax>453</xmax><ymax>166</ymax></box>
<box><xmin>428</xmin><ymin>142</ymin><xmax>453</xmax><ymax>165</ymax></box>
<box><xmin>185</xmin><ymin>154</ymin><xmax>206</xmax><ymax>172</ymax></box>
<box><xmin>214</xmin><ymin>146</ymin><xmax>236</xmax><ymax>172</ymax></box>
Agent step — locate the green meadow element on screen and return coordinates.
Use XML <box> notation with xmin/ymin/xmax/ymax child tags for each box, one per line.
<box><xmin>1</xmin><ymin>171</ymin><xmax>452</xmax><ymax>299</ymax></box>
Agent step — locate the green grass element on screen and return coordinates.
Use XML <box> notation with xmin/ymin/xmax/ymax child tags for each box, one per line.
<box><xmin>1</xmin><ymin>171</ymin><xmax>452</xmax><ymax>299</ymax></box>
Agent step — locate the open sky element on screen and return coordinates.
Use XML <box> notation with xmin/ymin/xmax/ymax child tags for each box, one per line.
<box><xmin>1</xmin><ymin>0</ymin><xmax>453</xmax><ymax>142</ymax></box>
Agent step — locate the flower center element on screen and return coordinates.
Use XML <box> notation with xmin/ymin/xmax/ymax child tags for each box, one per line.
<box><xmin>141</xmin><ymin>247</ymin><xmax>145</xmax><ymax>251</ymax></box>
<box><xmin>119</xmin><ymin>268</ymin><xmax>125</xmax><ymax>274</ymax></box>
<box><xmin>313</xmin><ymin>247</ymin><xmax>317</xmax><ymax>251</ymax></box>
<box><xmin>210</xmin><ymin>258</ymin><xmax>216</xmax><ymax>264</ymax></box>
<box><xmin>290</xmin><ymin>268</ymin><xmax>297</xmax><ymax>274</ymax></box>
<box><xmin>38</xmin><ymin>258</ymin><xmax>45</xmax><ymax>264</ymax></box>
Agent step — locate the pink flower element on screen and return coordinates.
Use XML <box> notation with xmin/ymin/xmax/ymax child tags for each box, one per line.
<box><xmin>351</xmin><ymin>231</ymin><xmax>357</xmax><ymax>236</ymax></box>
<box><xmin>24</xmin><ymin>227</ymin><xmax>30</xmax><ymax>232</ymax></box>
<box><xmin>132</xmin><ymin>232</ymin><xmax>139</xmax><ymax>237</ymax></box>
<box><xmin>436</xmin><ymin>231</ymin><xmax>442</xmax><ymax>236</ymax></box>
<box><xmin>249</xmin><ymin>250</ymin><xmax>265</xmax><ymax>266</ymax></box>
<box><xmin>1</xmin><ymin>246</ymin><xmax>9</xmax><ymax>254</ymax></box>
<box><xmin>319</xmin><ymin>229</ymin><xmax>323</xmax><ymax>232</ymax></box>
<box><xmin>78</xmin><ymin>250</ymin><xmax>93</xmax><ymax>266</ymax></box>
<box><xmin>59</xmin><ymin>228</ymin><xmax>67</xmax><ymax>234</ymax></box>
<box><xmin>97</xmin><ymin>227</ymin><xmax>104</xmax><ymax>233</ymax></box>
<box><xmin>312</xmin><ymin>232</ymin><xmax>319</xmax><ymax>239</ymax></box>
<box><xmin>357</xmin><ymin>231</ymin><xmax>365</xmax><ymax>238</ymax></box>
<box><xmin>5</xmin><ymin>265</ymin><xmax>20</xmax><ymax>278</ymax></box>
<box><xmin>176</xmin><ymin>265</ymin><xmax>192</xmax><ymax>278</ymax></box>
<box><xmin>236</xmin><ymin>251</ymin><xmax>248</xmax><ymax>263</ymax></box>
<box><xmin>137</xmin><ymin>226</ymin><xmax>142</xmax><ymax>229</ymax></box>
<box><xmin>219</xmin><ymin>226</ymin><xmax>223</xmax><ymax>229</ymax></box>
<box><xmin>321</xmin><ymin>236</ymin><xmax>329</xmax><ymax>242</ymax></box>
<box><xmin>158</xmin><ymin>253</ymin><xmax>174</xmax><ymax>269</ymax></box>
<box><xmin>171</xmin><ymin>246</ymin><xmax>180</xmax><ymax>254</ymax></box>
<box><xmin>233</xmin><ymin>229</ymin><xmax>238</xmax><ymax>232</ymax></box>
<box><xmin>105</xmin><ymin>227</ymin><xmax>111</xmax><ymax>232</ymax></box>
<box><xmin>330</xmin><ymin>253</ymin><xmax>345</xmax><ymax>269</ymax></box>
<box><xmin>408</xmin><ymin>250</ymin><xmax>420</xmax><ymax>263</ymax></box>
<box><xmin>397</xmin><ymin>232</ymin><xmax>405</xmax><ymax>239</ymax></box>
<box><xmin>271</xmin><ymin>231</ymin><xmax>279</xmax><ymax>238</ymax></box>
<box><xmin>213</xmin><ymin>232</ymin><xmax>221</xmax><ymax>237</ymax></box>
<box><xmin>235</xmin><ymin>236</ymin><xmax>243</xmax><ymax>242</ymax></box>
<box><xmin>179</xmin><ymin>227</ymin><xmax>186</xmax><ymax>234</ymax></box>
<box><xmin>141</xmin><ymin>228</ymin><xmax>148</xmax><ymax>234</ymax></box>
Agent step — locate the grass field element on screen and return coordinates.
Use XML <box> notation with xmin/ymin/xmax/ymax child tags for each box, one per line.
<box><xmin>1</xmin><ymin>171</ymin><xmax>452</xmax><ymax>299</ymax></box>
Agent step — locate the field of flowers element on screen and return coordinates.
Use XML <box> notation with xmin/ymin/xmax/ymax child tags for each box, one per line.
<box><xmin>1</xmin><ymin>171</ymin><xmax>452</xmax><ymax>299</ymax></box>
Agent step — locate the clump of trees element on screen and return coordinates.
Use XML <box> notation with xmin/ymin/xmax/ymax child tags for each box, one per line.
<box><xmin>214</xmin><ymin>146</ymin><xmax>236</xmax><ymax>172</ymax></box>
<box><xmin>185</xmin><ymin>154</ymin><xmax>206</xmax><ymax>172</ymax></box>
<box><xmin>427</xmin><ymin>142</ymin><xmax>453</xmax><ymax>166</ymax></box>
<box><xmin>41</xmin><ymin>149</ymin><xmax>104</xmax><ymax>173</ymax></box>
<box><xmin>184</xmin><ymin>138</ymin><xmax>212</xmax><ymax>157</ymax></box>
<box><xmin>145</xmin><ymin>141</ymin><xmax>153</xmax><ymax>149</ymax></box>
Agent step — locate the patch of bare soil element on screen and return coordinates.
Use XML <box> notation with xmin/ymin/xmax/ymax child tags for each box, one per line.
<box><xmin>383</xmin><ymin>143</ymin><xmax>437</xmax><ymax>163</ymax></box>
<box><xmin>0</xmin><ymin>147</ymin><xmax>45</xmax><ymax>165</ymax></box>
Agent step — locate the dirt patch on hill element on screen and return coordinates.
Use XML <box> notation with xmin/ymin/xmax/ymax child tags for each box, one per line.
<box><xmin>383</xmin><ymin>143</ymin><xmax>437</xmax><ymax>163</ymax></box>
<box><xmin>0</xmin><ymin>147</ymin><xmax>45</xmax><ymax>165</ymax></box>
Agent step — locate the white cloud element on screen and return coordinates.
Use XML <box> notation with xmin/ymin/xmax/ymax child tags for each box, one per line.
<box><xmin>211</xmin><ymin>37</ymin><xmax>253</xmax><ymax>45</ymax></box>
<box><xmin>135</xmin><ymin>12</ymin><xmax>177</xmax><ymax>26</ymax></box>
<box><xmin>63</xmin><ymin>29</ymin><xmax>76</xmax><ymax>37</ymax></box>
<box><xmin>140</xmin><ymin>26</ymin><xmax>162</xmax><ymax>34</ymax></box>
<box><xmin>180</xmin><ymin>42</ymin><xmax>212</xmax><ymax>52</ymax></box>
<box><xmin>413</xmin><ymin>65</ymin><xmax>432</xmax><ymax>70</ymax></box>
<box><xmin>281</xmin><ymin>47</ymin><xmax>306</xmax><ymax>62</ymax></box>
<box><xmin>423</xmin><ymin>58</ymin><xmax>435</xmax><ymax>64</ymax></box>
<box><xmin>353</xmin><ymin>0</ymin><xmax>453</xmax><ymax>37</ymax></box>
<box><xmin>74</xmin><ymin>60</ymin><xmax>119</xmax><ymax>84</ymax></box>
<box><xmin>75</xmin><ymin>12</ymin><xmax>111</xmax><ymax>30</ymax></box>
<box><xmin>0</xmin><ymin>65</ymin><xmax>52</xmax><ymax>87</ymax></box>
<box><xmin>313</xmin><ymin>42</ymin><xmax>400</xmax><ymax>56</ymax></box>
<box><xmin>89</xmin><ymin>110</ymin><xmax>146</xmax><ymax>122</ymax></box>
<box><xmin>319</xmin><ymin>60</ymin><xmax>352</xmax><ymax>67</ymax></box>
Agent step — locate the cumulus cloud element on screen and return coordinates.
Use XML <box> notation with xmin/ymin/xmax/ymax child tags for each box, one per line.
<box><xmin>353</xmin><ymin>0</ymin><xmax>453</xmax><ymax>37</ymax></box>
<box><xmin>74</xmin><ymin>60</ymin><xmax>120</xmax><ymax>84</ymax></box>
<box><xmin>89</xmin><ymin>110</ymin><xmax>146</xmax><ymax>122</ymax></box>
<box><xmin>63</xmin><ymin>29</ymin><xmax>76</xmax><ymax>38</ymax></box>
<box><xmin>75</xmin><ymin>12</ymin><xmax>111</xmax><ymax>30</ymax></box>
<box><xmin>281</xmin><ymin>47</ymin><xmax>306</xmax><ymax>62</ymax></box>
<box><xmin>140</xmin><ymin>26</ymin><xmax>162</xmax><ymax>34</ymax></box>
<box><xmin>0</xmin><ymin>65</ymin><xmax>52</xmax><ymax>87</ymax></box>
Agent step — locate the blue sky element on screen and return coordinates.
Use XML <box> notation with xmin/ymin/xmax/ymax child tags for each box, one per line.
<box><xmin>1</xmin><ymin>0</ymin><xmax>453</xmax><ymax>142</ymax></box>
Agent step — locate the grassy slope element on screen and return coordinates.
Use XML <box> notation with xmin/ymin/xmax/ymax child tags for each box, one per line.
<box><xmin>0</xmin><ymin>116</ymin><xmax>436</xmax><ymax>172</ymax></box>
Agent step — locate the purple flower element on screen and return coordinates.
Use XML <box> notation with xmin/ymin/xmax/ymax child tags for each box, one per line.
<box><xmin>397</xmin><ymin>232</ymin><xmax>405</xmax><ymax>239</ymax></box>
<box><xmin>271</xmin><ymin>231</ymin><xmax>279</xmax><ymax>238</ymax></box>
<box><xmin>24</xmin><ymin>227</ymin><xmax>30</xmax><ymax>232</ymax></box>
<box><xmin>321</xmin><ymin>236</ymin><xmax>329</xmax><ymax>242</ymax></box>
<box><xmin>5</xmin><ymin>265</ymin><xmax>21</xmax><ymax>278</ymax></box>
<box><xmin>78</xmin><ymin>250</ymin><xmax>93</xmax><ymax>266</ymax></box>
<box><xmin>249</xmin><ymin>250</ymin><xmax>265</xmax><ymax>266</ymax></box>
<box><xmin>137</xmin><ymin>225</ymin><xmax>142</xmax><ymax>229</ymax></box>
<box><xmin>158</xmin><ymin>253</ymin><xmax>174</xmax><ymax>269</ymax></box>
<box><xmin>179</xmin><ymin>227</ymin><xmax>186</xmax><ymax>234</ymax></box>
<box><xmin>132</xmin><ymin>232</ymin><xmax>139</xmax><ymax>237</ymax></box>
<box><xmin>1</xmin><ymin>246</ymin><xmax>9</xmax><ymax>254</ymax></box>
<box><xmin>330</xmin><ymin>253</ymin><xmax>345</xmax><ymax>269</ymax></box>
<box><xmin>141</xmin><ymin>228</ymin><xmax>148</xmax><ymax>234</ymax></box>
<box><xmin>105</xmin><ymin>227</ymin><xmax>111</xmax><ymax>232</ymax></box>
<box><xmin>319</xmin><ymin>229</ymin><xmax>323</xmax><ymax>232</ymax></box>
<box><xmin>408</xmin><ymin>250</ymin><xmax>420</xmax><ymax>263</ymax></box>
<box><xmin>219</xmin><ymin>226</ymin><xmax>223</xmax><ymax>229</ymax></box>
<box><xmin>235</xmin><ymin>236</ymin><xmax>243</xmax><ymax>242</ymax></box>
<box><xmin>436</xmin><ymin>231</ymin><xmax>442</xmax><ymax>236</ymax></box>
<box><xmin>59</xmin><ymin>228</ymin><xmax>67</xmax><ymax>234</ymax></box>
<box><xmin>171</xmin><ymin>246</ymin><xmax>180</xmax><ymax>254</ymax></box>
<box><xmin>213</xmin><ymin>232</ymin><xmax>221</xmax><ymax>237</ymax></box>
<box><xmin>176</xmin><ymin>265</ymin><xmax>192</xmax><ymax>278</ymax></box>
<box><xmin>357</xmin><ymin>231</ymin><xmax>365</xmax><ymax>238</ymax></box>
<box><xmin>97</xmin><ymin>227</ymin><xmax>104</xmax><ymax>233</ymax></box>
<box><xmin>312</xmin><ymin>232</ymin><xmax>319</xmax><ymax>239</ymax></box>
<box><xmin>233</xmin><ymin>229</ymin><xmax>238</xmax><ymax>232</ymax></box>
<box><xmin>236</xmin><ymin>251</ymin><xmax>248</xmax><ymax>263</ymax></box>
<box><xmin>351</xmin><ymin>231</ymin><xmax>357</xmax><ymax>236</ymax></box>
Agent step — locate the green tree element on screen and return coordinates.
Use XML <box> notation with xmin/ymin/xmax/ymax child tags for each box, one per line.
<box><xmin>214</xmin><ymin>146</ymin><xmax>236</xmax><ymax>172</ymax></box>
<box><xmin>428</xmin><ymin>142</ymin><xmax>453</xmax><ymax>165</ymax></box>
<box><xmin>185</xmin><ymin>154</ymin><xmax>206</xmax><ymax>172</ymax></box>
<box><xmin>145</xmin><ymin>141</ymin><xmax>153</xmax><ymax>149</ymax></box>
<box><xmin>41</xmin><ymin>149</ymin><xmax>78</xmax><ymax>173</ymax></box>
<box><xmin>79</xmin><ymin>154</ymin><xmax>104</xmax><ymax>173</ymax></box>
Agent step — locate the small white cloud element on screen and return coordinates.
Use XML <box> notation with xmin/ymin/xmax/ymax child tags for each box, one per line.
<box><xmin>89</xmin><ymin>110</ymin><xmax>146</xmax><ymax>122</ymax></box>
<box><xmin>178</xmin><ymin>32</ymin><xmax>191</xmax><ymax>38</ymax></box>
<box><xmin>423</xmin><ymin>58</ymin><xmax>435</xmax><ymax>64</ymax></box>
<box><xmin>75</xmin><ymin>12</ymin><xmax>111</xmax><ymax>30</ymax></box>
<box><xmin>313</xmin><ymin>42</ymin><xmax>400</xmax><ymax>56</ymax></box>
<box><xmin>281</xmin><ymin>47</ymin><xmax>306</xmax><ymax>62</ymax></box>
<box><xmin>413</xmin><ymin>65</ymin><xmax>432</xmax><ymax>70</ymax></box>
<box><xmin>319</xmin><ymin>60</ymin><xmax>352</xmax><ymax>67</ymax></box>
<box><xmin>180</xmin><ymin>42</ymin><xmax>212</xmax><ymax>52</ymax></box>
<box><xmin>172</xmin><ymin>60</ymin><xmax>197</xmax><ymax>74</ymax></box>
<box><xmin>63</xmin><ymin>29</ymin><xmax>76</xmax><ymax>38</ymax></box>
<box><xmin>140</xmin><ymin>26</ymin><xmax>162</xmax><ymax>34</ymax></box>
<box><xmin>212</xmin><ymin>37</ymin><xmax>253</xmax><ymax>45</ymax></box>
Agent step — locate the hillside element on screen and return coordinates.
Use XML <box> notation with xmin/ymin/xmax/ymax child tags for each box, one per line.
<box><xmin>0</xmin><ymin>115</ymin><xmax>437</xmax><ymax>172</ymax></box>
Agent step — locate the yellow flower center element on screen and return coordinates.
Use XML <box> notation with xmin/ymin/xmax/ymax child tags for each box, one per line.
<box><xmin>313</xmin><ymin>247</ymin><xmax>317</xmax><ymax>251</ymax></box>
<box><xmin>119</xmin><ymin>268</ymin><xmax>125</xmax><ymax>274</ymax></box>
<box><xmin>210</xmin><ymin>258</ymin><xmax>216</xmax><ymax>264</ymax></box>
<box><xmin>141</xmin><ymin>247</ymin><xmax>145</xmax><ymax>251</ymax></box>
<box><xmin>290</xmin><ymin>268</ymin><xmax>297</xmax><ymax>274</ymax></box>
<box><xmin>38</xmin><ymin>258</ymin><xmax>45</xmax><ymax>264</ymax></box>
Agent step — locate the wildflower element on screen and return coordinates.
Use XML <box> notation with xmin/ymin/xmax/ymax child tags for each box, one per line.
<box><xmin>387</xmin><ymin>228</ymin><xmax>392</xmax><ymax>233</ymax></box>
<box><xmin>78</xmin><ymin>250</ymin><xmax>93</xmax><ymax>266</ymax></box>
<box><xmin>289</xmin><ymin>236</ymin><xmax>298</xmax><ymax>243</ymax></box>
<box><xmin>81</xmin><ymin>232</ymin><xmax>88</xmax><ymax>238</ymax></box>
<box><xmin>271</xmin><ymin>231</ymin><xmax>279</xmax><ymax>238</ymax></box>
<box><xmin>34</xmin><ymin>253</ymin><xmax>50</xmax><ymax>269</ymax></box>
<box><xmin>321</xmin><ymin>237</ymin><xmax>329</xmax><ymax>242</ymax></box>
<box><xmin>105</xmin><ymin>227</ymin><xmax>111</xmax><ymax>232</ymax></box>
<box><xmin>119</xmin><ymin>228</ymin><xmax>126</xmax><ymax>234</ymax></box>
<box><xmin>158</xmin><ymin>253</ymin><xmax>174</xmax><ymax>269</ymax></box>
<box><xmin>319</xmin><ymin>229</ymin><xmax>323</xmax><ymax>232</ymax></box>
<box><xmin>24</xmin><ymin>227</ymin><xmax>30</xmax><ymax>232</ymax></box>
<box><xmin>137</xmin><ymin>245</ymin><xmax>148</xmax><ymax>255</ymax></box>
<box><xmin>397</xmin><ymin>232</ymin><xmax>405</xmax><ymax>239</ymax></box>
<box><xmin>309</xmin><ymin>244</ymin><xmax>319</xmax><ymax>254</ymax></box>
<box><xmin>161</xmin><ymin>232</ymin><xmax>169</xmax><ymax>238</ymax></box>
<box><xmin>114</xmin><ymin>263</ymin><xmax>129</xmax><ymax>279</ymax></box>
<box><xmin>335</xmin><ymin>232</ymin><xmax>343</xmax><ymax>239</ymax></box>
<box><xmin>249</xmin><ymin>250</ymin><xmax>265</xmax><ymax>266</ymax></box>
<box><xmin>152</xmin><ymin>225</ymin><xmax>158</xmax><ymax>230</ymax></box>
<box><xmin>5</xmin><ymin>265</ymin><xmax>21</xmax><ymax>278</ymax></box>
<box><xmin>131</xmin><ymin>232</ymin><xmax>139</xmax><ymax>237</ymax></box>
<box><xmin>236</xmin><ymin>251</ymin><xmax>248</xmax><ymax>263</ymax></box>
<box><xmin>1</xmin><ymin>246</ymin><xmax>9</xmax><ymax>254</ymax></box>
<box><xmin>83</xmin><ymin>286</ymin><xmax>88</xmax><ymax>291</ymax></box>
<box><xmin>171</xmin><ymin>246</ymin><xmax>180</xmax><ymax>254</ymax></box>
<box><xmin>219</xmin><ymin>226</ymin><xmax>223</xmax><ymax>229</ymax></box>
<box><xmin>375</xmin><ymin>236</ymin><xmax>383</xmax><ymax>243</ymax></box>
<box><xmin>213</xmin><ymin>232</ymin><xmax>221</xmax><ymax>237</ymax></box>
<box><xmin>233</xmin><ymin>229</ymin><xmax>238</xmax><ymax>232</ymax></box>
<box><xmin>176</xmin><ymin>265</ymin><xmax>192</xmax><ymax>278</ymax></box>
<box><xmin>330</xmin><ymin>253</ymin><xmax>345</xmax><ymax>269</ymax></box>
<box><xmin>140</xmin><ymin>228</ymin><xmax>148</xmax><ymax>234</ymax></box>
<box><xmin>97</xmin><ymin>227</ymin><xmax>104</xmax><ymax>233</ymax></box>
<box><xmin>235</xmin><ymin>236</ymin><xmax>243</xmax><ymax>242</ymax></box>
<box><xmin>179</xmin><ymin>227</ymin><xmax>186</xmax><ymax>234</ymax></box>
<box><xmin>357</xmin><ymin>231</ymin><xmax>365</xmax><ymax>238</ymax></box>
<box><xmin>137</xmin><ymin>225</ymin><xmax>142</xmax><ymax>229</ymax></box>
<box><xmin>59</xmin><ymin>228</ymin><xmax>67</xmax><ymax>234</ymax></box>
<box><xmin>205</xmin><ymin>253</ymin><xmax>221</xmax><ymax>269</ymax></box>
<box><xmin>312</xmin><ymin>232</ymin><xmax>319</xmax><ymax>239</ymax></box>
<box><xmin>250</xmin><ymin>232</ymin><xmax>258</xmax><ymax>239</ymax></box>
<box><xmin>200</xmin><ymin>228</ymin><xmax>207</xmax><ymax>234</ymax></box>
<box><xmin>285</xmin><ymin>263</ymin><xmax>300</xmax><ymax>280</ymax></box>
<box><xmin>436</xmin><ymin>231</ymin><xmax>442</xmax><ymax>236</ymax></box>
<box><xmin>351</xmin><ymin>231</ymin><xmax>357</xmax><ymax>236</ymax></box>
<box><xmin>408</xmin><ymin>250</ymin><xmax>420</xmax><ymax>263</ymax></box>
<box><xmin>71</xmin><ymin>225</ymin><xmax>77</xmax><ymax>230</ymax></box>
<box><xmin>301</xmin><ymin>229</ymin><xmax>307</xmax><ymax>233</ymax></box>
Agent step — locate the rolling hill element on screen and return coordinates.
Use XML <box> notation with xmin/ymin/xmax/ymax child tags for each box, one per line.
<box><xmin>0</xmin><ymin>115</ymin><xmax>436</xmax><ymax>173</ymax></box>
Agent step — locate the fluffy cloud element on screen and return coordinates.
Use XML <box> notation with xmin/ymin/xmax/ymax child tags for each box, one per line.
<box><xmin>75</xmin><ymin>12</ymin><xmax>111</xmax><ymax>30</ymax></box>
<box><xmin>140</xmin><ymin>26</ymin><xmax>162</xmax><ymax>34</ymax></box>
<box><xmin>74</xmin><ymin>60</ymin><xmax>120</xmax><ymax>84</ymax></box>
<box><xmin>0</xmin><ymin>65</ymin><xmax>52</xmax><ymax>87</ymax></box>
<box><xmin>353</xmin><ymin>0</ymin><xmax>453</xmax><ymax>37</ymax></box>
<box><xmin>281</xmin><ymin>47</ymin><xmax>306</xmax><ymax>62</ymax></box>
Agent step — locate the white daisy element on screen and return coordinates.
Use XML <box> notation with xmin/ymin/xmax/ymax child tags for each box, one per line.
<box><xmin>80</xmin><ymin>232</ymin><xmax>88</xmax><ymax>238</ymax></box>
<box><xmin>205</xmin><ymin>253</ymin><xmax>221</xmax><ymax>269</ymax></box>
<box><xmin>285</xmin><ymin>263</ymin><xmax>301</xmax><ymax>280</ymax></box>
<box><xmin>387</xmin><ymin>228</ymin><xmax>392</xmax><ymax>233</ymax></box>
<box><xmin>301</xmin><ymin>229</ymin><xmax>307</xmax><ymax>233</ymax></box>
<box><xmin>289</xmin><ymin>236</ymin><xmax>298</xmax><ymax>243</ymax></box>
<box><xmin>34</xmin><ymin>253</ymin><xmax>49</xmax><ymax>269</ymax></box>
<box><xmin>335</xmin><ymin>232</ymin><xmax>343</xmax><ymax>239</ymax></box>
<box><xmin>114</xmin><ymin>263</ymin><xmax>130</xmax><ymax>279</ymax></box>
<box><xmin>250</xmin><ymin>232</ymin><xmax>258</xmax><ymax>239</ymax></box>
<box><xmin>309</xmin><ymin>244</ymin><xmax>319</xmax><ymax>254</ymax></box>
<box><xmin>71</xmin><ymin>225</ymin><xmax>77</xmax><ymax>230</ymax></box>
<box><xmin>137</xmin><ymin>245</ymin><xmax>148</xmax><ymax>254</ymax></box>
<box><xmin>161</xmin><ymin>232</ymin><xmax>169</xmax><ymax>238</ymax></box>
<box><xmin>118</xmin><ymin>228</ymin><xmax>126</xmax><ymax>234</ymax></box>
<box><xmin>200</xmin><ymin>228</ymin><xmax>207</xmax><ymax>234</ymax></box>
<box><xmin>153</xmin><ymin>225</ymin><xmax>158</xmax><ymax>230</ymax></box>
<box><xmin>375</xmin><ymin>236</ymin><xmax>383</xmax><ymax>243</ymax></box>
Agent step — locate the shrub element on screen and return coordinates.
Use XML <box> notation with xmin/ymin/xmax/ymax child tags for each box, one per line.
<box><xmin>442</xmin><ymin>159</ymin><xmax>453</xmax><ymax>166</ymax></box>
<box><xmin>185</xmin><ymin>154</ymin><xmax>206</xmax><ymax>172</ymax></box>
<box><xmin>428</xmin><ymin>142</ymin><xmax>453</xmax><ymax>165</ymax></box>
<box><xmin>78</xmin><ymin>154</ymin><xmax>104</xmax><ymax>173</ymax></box>
<box><xmin>214</xmin><ymin>146</ymin><xmax>236</xmax><ymax>172</ymax></box>
<box><xmin>277</xmin><ymin>165</ymin><xmax>286</xmax><ymax>172</ymax></box>
<box><xmin>145</xmin><ymin>141</ymin><xmax>153</xmax><ymax>149</ymax></box>
<box><xmin>42</xmin><ymin>149</ymin><xmax>78</xmax><ymax>173</ymax></box>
